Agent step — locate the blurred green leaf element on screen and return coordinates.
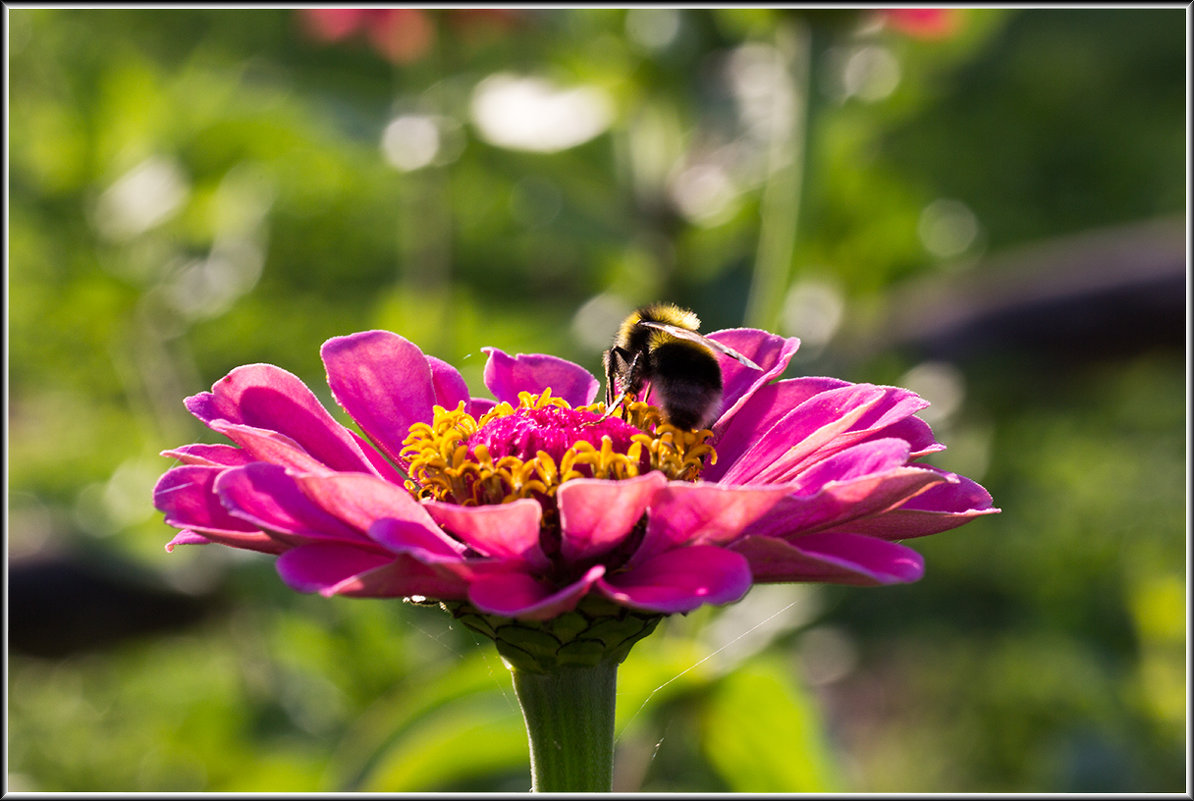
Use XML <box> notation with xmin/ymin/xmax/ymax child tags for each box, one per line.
<box><xmin>699</xmin><ymin>658</ymin><xmax>842</xmax><ymax>792</ymax></box>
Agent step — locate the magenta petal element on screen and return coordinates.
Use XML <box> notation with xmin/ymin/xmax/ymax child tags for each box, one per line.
<box><xmin>295</xmin><ymin>472</ymin><xmax>438</xmax><ymax>533</ymax></box>
<box><xmin>276</xmin><ymin>543</ymin><xmax>469</xmax><ymax>599</ymax></box>
<box><xmin>735</xmin><ymin>532</ymin><xmax>925</xmax><ymax>585</ymax></box>
<box><xmin>323</xmin><ymin>557</ymin><xmax>472</xmax><ymax>599</ymax></box>
<box><xmin>208</xmin><ymin>420</ymin><xmax>330</xmax><ymax>473</ymax></box>
<box><xmin>716</xmin><ymin>384</ymin><xmax>890</xmax><ymax>485</ymax></box>
<box><xmin>707</xmin><ymin>328</ymin><xmax>800</xmax><ymax>426</ymax></box>
<box><xmin>155</xmin><ymin>466</ymin><xmax>288</xmax><ymax>554</ymax></box>
<box><xmin>721</xmin><ymin>383</ymin><xmax>935</xmax><ymax>486</ymax></box>
<box><xmin>744</xmin><ymin>465</ymin><xmax>945</xmax><ymax>539</ymax></box>
<box><xmin>426</xmin><ymin>355</ymin><xmax>472</xmax><ymax>411</ymax></box>
<box><xmin>161</xmin><ymin>443</ymin><xmax>254</xmax><ymax>468</ymax></box>
<box><xmin>276</xmin><ymin>543</ymin><xmax>395</xmax><ymax>593</ymax></box>
<box><xmin>321</xmin><ymin>330</ymin><xmax>438</xmax><ymax>467</ymax></box>
<box><xmin>598</xmin><ymin>545</ymin><xmax>752</xmax><ymax>613</ymax></box>
<box><xmin>899</xmin><ymin>469</ymin><xmax>994</xmax><ymax>513</ymax></box>
<box><xmin>857</xmin><ymin>415</ymin><xmax>944</xmax><ymax>459</ymax></box>
<box><xmin>468</xmin><ymin>564</ymin><xmax>605</xmax><ymax>621</ymax></box>
<box><xmin>423</xmin><ymin>498</ymin><xmax>549</xmax><ymax>569</ymax></box>
<box><xmin>787</xmin><ymin>437</ymin><xmax>914</xmax><ymax>493</ymax></box>
<box><xmin>468</xmin><ymin>397</ymin><xmax>497</xmax><ymax>418</ymax></box>
<box><xmin>481</xmin><ymin>347</ymin><xmax>599</xmax><ymax>407</ymax></box>
<box><xmin>638</xmin><ymin>482</ymin><xmax>793</xmax><ymax>562</ymax></box>
<box><xmin>155</xmin><ymin>465</ymin><xmax>259</xmax><ymax>535</ymax></box>
<box><xmin>707</xmin><ymin>377</ymin><xmax>850</xmax><ymax>481</ymax></box>
<box><xmin>164</xmin><ymin>529</ymin><xmax>213</xmax><ymax>552</ymax></box>
<box><xmin>830</xmin><ymin>470</ymin><xmax>1000</xmax><ymax>540</ymax></box>
<box><xmin>214</xmin><ymin>463</ymin><xmax>366</xmax><ymax>544</ymax></box>
<box><xmin>852</xmin><ymin>386</ymin><xmax>931</xmax><ymax>435</ymax></box>
<box><xmin>369</xmin><ymin>517</ymin><xmax>470</xmax><ymax>561</ymax></box>
<box><xmin>558</xmin><ymin>472</ymin><xmax>668</xmax><ymax>562</ymax></box>
<box><xmin>185</xmin><ymin>363</ymin><xmax>378</xmax><ymax>473</ymax></box>
<box><xmin>197</xmin><ymin>529</ymin><xmax>287</xmax><ymax>554</ymax></box>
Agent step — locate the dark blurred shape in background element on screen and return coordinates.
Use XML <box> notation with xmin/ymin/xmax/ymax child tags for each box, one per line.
<box><xmin>10</xmin><ymin>550</ymin><xmax>225</xmax><ymax>658</ymax></box>
<box><xmin>873</xmin><ymin>217</ymin><xmax>1186</xmax><ymax>365</ymax></box>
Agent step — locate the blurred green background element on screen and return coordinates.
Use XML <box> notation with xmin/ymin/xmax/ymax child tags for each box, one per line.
<box><xmin>7</xmin><ymin>7</ymin><xmax>1186</xmax><ymax>793</ymax></box>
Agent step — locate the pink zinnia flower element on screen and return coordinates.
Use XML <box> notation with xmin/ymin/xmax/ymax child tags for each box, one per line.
<box><xmin>154</xmin><ymin>327</ymin><xmax>997</xmax><ymax>633</ymax></box>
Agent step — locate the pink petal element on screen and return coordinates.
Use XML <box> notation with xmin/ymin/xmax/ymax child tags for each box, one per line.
<box><xmin>637</xmin><ymin>482</ymin><xmax>793</xmax><ymax>562</ymax></box>
<box><xmin>786</xmin><ymin>437</ymin><xmax>914</xmax><ymax>493</ymax></box>
<box><xmin>160</xmin><ymin>443</ymin><xmax>254</xmax><ymax>468</ymax></box>
<box><xmin>155</xmin><ymin>465</ymin><xmax>260</xmax><ymax>535</ymax></box>
<box><xmin>276</xmin><ymin>543</ymin><xmax>394</xmax><ymax>593</ymax></box>
<box><xmin>321</xmin><ymin>330</ymin><xmax>438</xmax><ymax>467</ymax></box>
<box><xmin>276</xmin><ymin>543</ymin><xmax>471</xmax><ymax>599</ymax></box>
<box><xmin>163</xmin><ymin>527</ymin><xmax>288</xmax><ymax>556</ymax></box>
<box><xmin>468</xmin><ymin>397</ymin><xmax>497</xmax><ymax>418</ymax></box>
<box><xmin>827</xmin><ymin>470</ymin><xmax>999</xmax><ymax>540</ymax></box>
<box><xmin>208</xmin><ymin>420</ymin><xmax>332</xmax><ymax>474</ymax></box>
<box><xmin>743</xmin><ymin>465</ymin><xmax>946</xmax><ymax>540</ymax></box>
<box><xmin>191</xmin><ymin>529</ymin><xmax>288</xmax><ymax>554</ymax></box>
<box><xmin>717</xmin><ymin>384</ymin><xmax>902</xmax><ymax>485</ymax></box>
<box><xmin>735</xmin><ymin>532</ymin><xmax>925</xmax><ymax>585</ymax></box>
<box><xmin>214</xmin><ymin>463</ymin><xmax>368</xmax><ymax>545</ymax></box>
<box><xmin>598</xmin><ymin>545</ymin><xmax>752</xmax><ymax>613</ymax></box>
<box><xmin>427</xmin><ymin>355</ymin><xmax>472</xmax><ymax>412</ymax></box>
<box><xmin>369</xmin><ymin>517</ymin><xmax>471</xmax><ymax>562</ymax></box>
<box><xmin>294</xmin><ymin>472</ymin><xmax>438</xmax><ymax>535</ymax></box>
<box><xmin>184</xmin><ymin>363</ymin><xmax>378</xmax><ymax>473</ymax></box>
<box><xmin>707</xmin><ymin>377</ymin><xmax>850</xmax><ymax>481</ymax></box>
<box><xmin>164</xmin><ymin>529</ymin><xmax>213</xmax><ymax>552</ymax></box>
<box><xmin>557</xmin><ymin>472</ymin><xmax>668</xmax><ymax>562</ymax></box>
<box><xmin>899</xmin><ymin>469</ymin><xmax>994</xmax><ymax>513</ymax></box>
<box><xmin>423</xmin><ymin>498</ymin><xmax>549</xmax><ymax>569</ymax></box>
<box><xmin>853</xmin><ymin>386</ymin><xmax>930</xmax><ymax>434</ymax></box>
<box><xmin>468</xmin><ymin>564</ymin><xmax>606</xmax><ymax>620</ymax></box>
<box><xmin>155</xmin><ymin>466</ymin><xmax>288</xmax><ymax>554</ymax></box>
<box><xmin>856</xmin><ymin>415</ymin><xmax>944</xmax><ymax>459</ymax></box>
<box><xmin>324</xmin><ymin>557</ymin><xmax>472</xmax><ymax>599</ymax></box>
<box><xmin>706</xmin><ymin>328</ymin><xmax>801</xmax><ymax>426</ymax></box>
<box><xmin>481</xmin><ymin>347</ymin><xmax>599</xmax><ymax>407</ymax></box>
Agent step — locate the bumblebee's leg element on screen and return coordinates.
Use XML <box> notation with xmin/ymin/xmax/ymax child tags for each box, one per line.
<box><xmin>611</xmin><ymin>347</ymin><xmax>651</xmax><ymax>406</ymax></box>
<box><xmin>601</xmin><ymin>348</ymin><xmax>619</xmax><ymax>406</ymax></box>
<box><xmin>617</xmin><ymin>347</ymin><xmax>644</xmax><ymax>389</ymax></box>
<box><xmin>590</xmin><ymin>348</ymin><xmax>638</xmax><ymax>424</ymax></box>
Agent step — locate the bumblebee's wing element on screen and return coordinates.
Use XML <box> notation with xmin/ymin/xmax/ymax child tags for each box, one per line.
<box><xmin>638</xmin><ymin>320</ymin><xmax>763</xmax><ymax>370</ymax></box>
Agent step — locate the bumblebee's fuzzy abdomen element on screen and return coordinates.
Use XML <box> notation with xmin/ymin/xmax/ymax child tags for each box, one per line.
<box><xmin>646</xmin><ymin>341</ymin><xmax>723</xmax><ymax>429</ymax></box>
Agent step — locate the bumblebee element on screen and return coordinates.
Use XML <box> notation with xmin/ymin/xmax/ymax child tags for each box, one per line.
<box><xmin>602</xmin><ymin>302</ymin><xmax>762</xmax><ymax>430</ymax></box>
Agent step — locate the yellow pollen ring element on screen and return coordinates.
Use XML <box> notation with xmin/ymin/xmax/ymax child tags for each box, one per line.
<box><xmin>399</xmin><ymin>390</ymin><xmax>716</xmax><ymax>505</ymax></box>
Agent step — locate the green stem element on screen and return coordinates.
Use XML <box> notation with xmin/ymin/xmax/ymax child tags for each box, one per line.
<box><xmin>510</xmin><ymin>660</ymin><xmax>619</xmax><ymax>792</ymax></box>
<box><xmin>744</xmin><ymin>15</ymin><xmax>813</xmax><ymax>331</ymax></box>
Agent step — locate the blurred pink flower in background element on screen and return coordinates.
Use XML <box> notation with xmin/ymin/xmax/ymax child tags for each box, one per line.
<box><xmin>298</xmin><ymin>8</ymin><xmax>519</xmax><ymax>63</ymax></box>
<box><xmin>877</xmin><ymin>8</ymin><xmax>961</xmax><ymax>39</ymax></box>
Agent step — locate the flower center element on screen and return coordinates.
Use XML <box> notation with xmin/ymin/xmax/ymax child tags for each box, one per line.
<box><xmin>469</xmin><ymin>403</ymin><xmax>641</xmax><ymax>465</ymax></box>
<box><xmin>400</xmin><ymin>389</ymin><xmax>715</xmax><ymax>506</ymax></box>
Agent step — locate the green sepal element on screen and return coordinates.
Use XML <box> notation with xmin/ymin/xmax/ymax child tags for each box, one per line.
<box><xmin>440</xmin><ymin>594</ymin><xmax>663</xmax><ymax>674</ymax></box>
